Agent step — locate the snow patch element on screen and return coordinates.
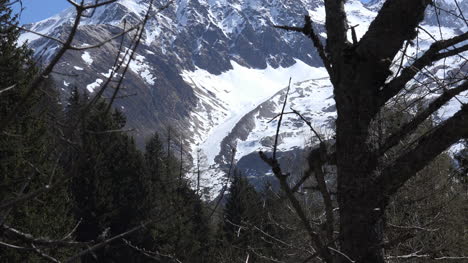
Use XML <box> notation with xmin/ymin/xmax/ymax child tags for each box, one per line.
<box><xmin>128</xmin><ymin>54</ymin><xmax>156</xmax><ymax>85</ymax></box>
<box><xmin>86</xmin><ymin>79</ymin><xmax>103</xmax><ymax>93</ymax></box>
<box><xmin>81</xmin><ymin>51</ymin><xmax>93</xmax><ymax>66</ymax></box>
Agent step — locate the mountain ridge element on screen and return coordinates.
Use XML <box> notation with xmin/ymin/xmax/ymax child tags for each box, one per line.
<box><xmin>20</xmin><ymin>0</ymin><xmax>468</xmax><ymax>197</ymax></box>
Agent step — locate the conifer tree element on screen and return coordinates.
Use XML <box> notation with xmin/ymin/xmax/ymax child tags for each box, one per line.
<box><xmin>218</xmin><ymin>171</ymin><xmax>264</xmax><ymax>261</ymax></box>
<box><xmin>68</xmin><ymin>97</ymin><xmax>149</xmax><ymax>262</ymax></box>
<box><xmin>143</xmin><ymin>132</ymin><xmax>213</xmax><ymax>262</ymax></box>
<box><xmin>0</xmin><ymin>1</ymin><xmax>76</xmax><ymax>260</ymax></box>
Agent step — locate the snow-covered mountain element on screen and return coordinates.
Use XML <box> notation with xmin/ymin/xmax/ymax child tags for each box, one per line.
<box><xmin>20</xmin><ymin>0</ymin><xmax>468</xmax><ymax>197</ymax></box>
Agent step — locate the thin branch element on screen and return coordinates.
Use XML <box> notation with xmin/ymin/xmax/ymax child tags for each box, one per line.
<box><xmin>309</xmin><ymin>143</ymin><xmax>334</xmax><ymax>243</ymax></box>
<box><xmin>395</xmin><ymin>40</ymin><xmax>411</xmax><ymax>78</ymax></box>
<box><xmin>454</xmin><ymin>0</ymin><xmax>468</xmax><ymax>27</ymax></box>
<box><xmin>82</xmin><ymin>0</ymin><xmax>118</xmax><ymax>9</ymax></box>
<box><xmin>0</xmin><ymin>240</ymin><xmax>31</xmax><ymax>250</ymax></box>
<box><xmin>85</xmin><ymin>128</ymin><xmax>134</xmax><ymax>134</ymax></box>
<box><xmin>387</xmin><ymin>223</ymin><xmax>439</xmax><ymax>232</ymax></box>
<box><xmin>208</xmin><ymin>146</ymin><xmax>236</xmax><ymax>219</ymax></box>
<box><xmin>68</xmin><ymin>25</ymin><xmax>140</xmax><ymax>51</ymax></box>
<box><xmin>123</xmin><ymin>238</ymin><xmax>182</xmax><ymax>262</ymax></box>
<box><xmin>10</xmin><ymin>23</ymin><xmax>65</xmax><ymax>44</ymax></box>
<box><xmin>65</xmin><ymin>220</ymin><xmax>155</xmax><ymax>263</ymax></box>
<box><xmin>31</xmin><ymin>244</ymin><xmax>61</xmax><ymax>263</ymax></box>
<box><xmin>290</xmin><ymin>108</ymin><xmax>323</xmax><ymax>144</ymax></box>
<box><xmin>379</xmin><ymin>104</ymin><xmax>468</xmax><ymax>200</ymax></box>
<box><xmin>380</xmin><ymin>31</ymin><xmax>468</xmax><ymax>105</ymax></box>
<box><xmin>62</xmin><ymin>219</ymin><xmax>82</xmax><ymax>240</ymax></box>
<box><xmin>2</xmin><ymin>224</ymin><xmax>89</xmax><ymax>247</ymax></box>
<box><xmin>259</xmin><ymin>145</ymin><xmax>333</xmax><ymax>262</ymax></box>
<box><xmin>267</xmin><ymin>112</ymin><xmax>294</xmax><ymax>123</ymax></box>
<box><xmin>275</xmin><ymin>16</ymin><xmax>333</xmax><ymax>79</ymax></box>
<box><xmin>106</xmin><ymin>0</ymin><xmax>173</xmax><ymax>112</ymax></box>
<box><xmin>328</xmin><ymin>247</ymin><xmax>355</xmax><ymax>263</ymax></box>
<box><xmin>386</xmin><ymin>253</ymin><xmax>468</xmax><ymax>260</ymax></box>
<box><xmin>273</xmin><ymin>78</ymin><xmax>292</xmax><ymax>159</ymax></box>
<box><xmin>0</xmin><ymin>84</ymin><xmax>16</xmax><ymax>95</ymax></box>
<box><xmin>379</xmin><ymin>80</ymin><xmax>468</xmax><ymax>155</ymax></box>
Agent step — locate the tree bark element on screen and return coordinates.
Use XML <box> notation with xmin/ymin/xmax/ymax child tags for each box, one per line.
<box><xmin>329</xmin><ymin>1</ymin><xmax>435</xmax><ymax>261</ymax></box>
<box><xmin>278</xmin><ymin>1</ymin><xmax>467</xmax><ymax>261</ymax></box>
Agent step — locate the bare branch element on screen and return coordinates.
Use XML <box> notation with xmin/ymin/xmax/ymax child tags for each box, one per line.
<box><xmin>380</xmin><ymin>31</ymin><xmax>468</xmax><ymax>105</ymax></box>
<box><xmin>273</xmin><ymin>78</ymin><xmax>292</xmax><ymax>159</ymax></box>
<box><xmin>259</xmin><ymin>151</ymin><xmax>332</xmax><ymax>262</ymax></box>
<box><xmin>379</xmin><ymin>80</ymin><xmax>468</xmax><ymax>155</ymax></box>
<box><xmin>328</xmin><ymin>247</ymin><xmax>355</xmax><ymax>263</ymax></box>
<box><xmin>2</xmin><ymin>224</ymin><xmax>89</xmax><ymax>247</ymax></box>
<box><xmin>65</xmin><ymin>220</ymin><xmax>155</xmax><ymax>263</ymax></box>
<box><xmin>123</xmin><ymin>238</ymin><xmax>182</xmax><ymax>262</ymax></box>
<box><xmin>10</xmin><ymin>23</ymin><xmax>65</xmax><ymax>44</ymax></box>
<box><xmin>379</xmin><ymin>104</ymin><xmax>468</xmax><ymax>200</ymax></box>
<box><xmin>105</xmin><ymin>0</ymin><xmax>172</xmax><ymax>112</ymax></box>
<box><xmin>290</xmin><ymin>108</ymin><xmax>323</xmax><ymax>144</ymax></box>
<box><xmin>0</xmin><ymin>84</ymin><xmax>17</xmax><ymax>94</ymax></box>
<box><xmin>350</xmin><ymin>24</ymin><xmax>359</xmax><ymax>45</ymax></box>
<box><xmin>454</xmin><ymin>0</ymin><xmax>468</xmax><ymax>27</ymax></box>
<box><xmin>308</xmin><ymin>143</ymin><xmax>334</xmax><ymax>243</ymax></box>
<box><xmin>85</xmin><ymin>128</ymin><xmax>134</xmax><ymax>134</ymax></box>
<box><xmin>83</xmin><ymin>0</ymin><xmax>118</xmax><ymax>9</ymax></box>
<box><xmin>68</xmin><ymin>25</ymin><xmax>139</xmax><ymax>51</ymax></box>
<box><xmin>208</xmin><ymin>146</ymin><xmax>236</xmax><ymax>219</ymax></box>
<box><xmin>386</xmin><ymin>253</ymin><xmax>468</xmax><ymax>260</ymax></box>
<box><xmin>0</xmin><ymin>240</ymin><xmax>31</xmax><ymax>250</ymax></box>
<box><xmin>275</xmin><ymin>16</ymin><xmax>333</xmax><ymax>78</ymax></box>
<box><xmin>31</xmin><ymin>244</ymin><xmax>61</xmax><ymax>263</ymax></box>
<box><xmin>66</xmin><ymin>0</ymin><xmax>80</xmax><ymax>8</ymax></box>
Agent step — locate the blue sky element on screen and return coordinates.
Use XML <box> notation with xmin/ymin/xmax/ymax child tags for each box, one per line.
<box><xmin>12</xmin><ymin>0</ymin><xmax>71</xmax><ymax>24</ymax></box>
<box><xmin>13</xmin><ymin>0</ymin><xmax>373</xmax><ymax>25</ymax></box>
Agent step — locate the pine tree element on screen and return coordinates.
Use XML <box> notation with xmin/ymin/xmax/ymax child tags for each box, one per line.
<box><xmin>0</xmin><ymin>1</ymin><xmax>75</xmax><ymax>260</ymax></box>
<box><xmin>143</xmin><ymin>132</ymin><xmax>214</xmax><ymax>262</ymax></box>
<box><xmin>385</xmin><ymin>153</ymin><xmax>467</xmax><ymax>261</ymax></box>
<box><xmin>218</xmin><ymin>171</ymin><xmax>264</xmax><ymax>261</ymax></box>
<box><xmin>68</xmin><ymin>97</ymin><xmax>149</xmax><ymax>262</ymax></box>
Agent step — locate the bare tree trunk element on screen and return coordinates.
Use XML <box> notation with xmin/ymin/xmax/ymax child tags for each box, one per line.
<box><xmin>333</xmin><ymin>54</ymin><xmax>386</xmax><ymax>261</ymax></box>
<box><xmin>335</xmin><ymin>112</ymin><xmax>385</xmax><ymax>262</ymax></box>
<box><xmin>338</xmin><ymin>195</ymin><xmax>385</xmax><ymax>263</ymax></box>
<box><xmin>270</xmin><ymin>0</ymin><xmax>468</xmax><ymax>261</ymax></box>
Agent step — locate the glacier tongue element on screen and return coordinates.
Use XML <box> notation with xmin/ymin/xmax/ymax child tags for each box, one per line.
<box><xmin>183</xmin><ymin>59</ymin><xmax>328</xmax><ymax>166</ymax></box>
<box><xmin>182</xmin><ymin>60</ymin><xmax>331</xmax><ymax>198</ymax></box>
